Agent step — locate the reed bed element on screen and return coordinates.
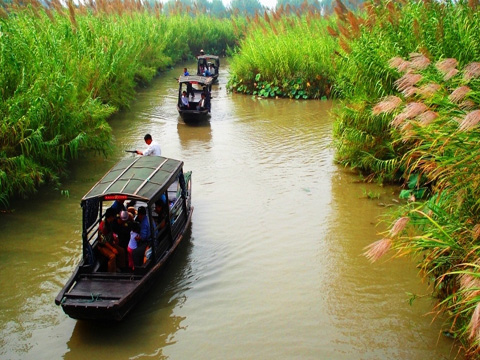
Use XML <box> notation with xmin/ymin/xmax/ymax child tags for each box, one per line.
<box><xmin>227</xmin><ymin>8</ymin><xmax>337</xmax><ymax>99</ymax></box>
<box><xmin>326</xmin><ymin>0</ymin><xmax>480</xmax><ymax>354</ymax></box>
<box><xmin>0</xmin><ymin>1</ymin><xmax>238</xmax><ymax>207</ymax></box>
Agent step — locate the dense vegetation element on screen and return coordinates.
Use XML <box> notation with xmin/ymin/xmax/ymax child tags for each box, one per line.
<box><xmin>4</xmin><ymin>0</ymin><xmax>480</xmax><ymax>355</ymax></box>
<box><xmin>227</xmin><ymin>4</ymin><xmax>337</xmax><ymax>99</ymax></box>
<box><xmin>0</xmin><ymin>0</ymin><xmax>241</xmax><ymax>207</ymax></box>
<box><xmin>227</xmin><ymin>0</ymin><xmax>480</xmax><ymax>356</ymax></box>
<box><xmin>329</xmin><ymin>1</ymin><xmax>480</xmax><ymax>356</ymax></box>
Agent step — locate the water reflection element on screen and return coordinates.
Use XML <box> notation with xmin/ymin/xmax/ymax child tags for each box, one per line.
<box><xmin>177</xmin><ymin>121</ymin><xmax>212</xmax><ymax>151</ymax></box>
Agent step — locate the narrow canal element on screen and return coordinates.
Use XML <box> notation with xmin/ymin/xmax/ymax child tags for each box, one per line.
<box><xmin>0</xmin><ymin>62</ymin><xmax>461</xmax><ymax>359</ymax></box>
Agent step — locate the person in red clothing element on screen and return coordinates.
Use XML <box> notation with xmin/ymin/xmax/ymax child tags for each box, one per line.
<box><xmin>98</xmin><ymin>208</ymin><xmax>126</xmax><ymax>272</ymax></box>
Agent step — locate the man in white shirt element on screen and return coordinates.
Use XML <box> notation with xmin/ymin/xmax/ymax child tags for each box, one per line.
<box><xmin>181</xmin><ymin>91</ymin><xmax>189</xmax><ymax>108</ymax></box>
<box><xmin>136</xmin><ymin>134</ymin><xmax>161</xmax><ymax>156</ymax></box>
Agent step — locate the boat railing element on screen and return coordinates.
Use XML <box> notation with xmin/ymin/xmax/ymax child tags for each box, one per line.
<box><xmin>82</xmin><ymin>218</ymin><xmax>101</xmax><ymax>254</ymax></box>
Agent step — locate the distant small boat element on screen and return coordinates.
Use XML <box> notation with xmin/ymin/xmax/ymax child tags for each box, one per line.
<box><xmin>197</xmin><ymin>55</ymin><xmax>220</xmax><ymax>83</ymax></box>
<box><xmin>55</xmin><ymin>156</ymin><xmax>193</xmax><ymax>321</ymax></box>
<box><xmin>177</xmin><ymin>75</ymin><xmax>213</xmax><ymax>123</ymax></box>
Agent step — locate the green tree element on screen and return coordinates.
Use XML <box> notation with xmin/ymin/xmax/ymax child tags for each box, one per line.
<box><xmin>276</xmin><ymin>0</ymin><xmax>322</xmax><ymax>12</ymax></box>
<box><xmin>206</xmin><ymin>0</ymin><xmax>227</xmax><ymax>17</ymax></box>
<box><xmin>229</xmin><ymin>0</ymin><xmax>264</xmax><ymax>15</ymax></box>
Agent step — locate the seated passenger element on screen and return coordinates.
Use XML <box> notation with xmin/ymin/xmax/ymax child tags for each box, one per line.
<box><xmin>202</xmin><ymin>90</ymin><xmax>211</xmax><ymax>112</ymax></box>
<box><xmin>108</xmin><ymin>199</ymin><xmax>125</xmax><ymax>216</ymax></box>
<box><xmin>181</xmin><ymin>91</ymin><xmax>189</xmax><ymax>108</ymax></box>
<box><xmin>197</xmin><ymin>92</ymin><xmax>206</xmax><ymax>111</ymax></box>
<box><xmin>98</xmin><ymin>208</ymin><xmax>126</xmax><ymax>272</ymax></box>
<box><xmin>154</xmin><ymin>196</ymin><xmax>167</xmax><ymax>230</ymax></box>
<box><xmin>113</xmin><ymin>210</ymin><xmax>132</xmax><ymax>251</ymax></box>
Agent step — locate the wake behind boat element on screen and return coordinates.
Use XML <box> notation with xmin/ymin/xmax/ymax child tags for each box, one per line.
<box><xmin>55</xmin><ymin>156</ymin><xmax>193</xmax><ymax>321</ymax></box>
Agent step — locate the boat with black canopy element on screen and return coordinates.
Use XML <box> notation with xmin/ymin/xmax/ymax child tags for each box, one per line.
<box><xmin>55</xmin><ymin>155</ymin><xmax>193</xmax><ymax>321</ymax></box>
<box><xmin>196</xmin><ymin>54</ymin><xmax>220</xmax><ymax>82</ymax></box>
<box><xmin>177</xmin><ymin>75</ymin><xmax>213</xmax><ymax>123</ymax></box>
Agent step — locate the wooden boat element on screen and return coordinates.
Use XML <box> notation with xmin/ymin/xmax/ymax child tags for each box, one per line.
<box><xmin>196</xmin><ymin>54</ymin><xmax>220</xmax><ymax>83</ymax></box>
<box><xmin>55</xmin><ymin>156</ymin><xmax>193</xmax><ymax>321</ymax></box>
<box><xmin>177</xmin><ymin>75</ymin><xmax>213</xmax><ymax>123</ymax></box>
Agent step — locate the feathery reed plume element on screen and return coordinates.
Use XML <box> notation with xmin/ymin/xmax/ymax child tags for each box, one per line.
<box><xmin>409</xmin><ymin>52</ymin><xmax>431</xmax><ymax>70</ymax></box>
<box><xmin>391</xmin><ymin>113</ymin><xmax>407</xmax><ymax>128</ymax></box>
<box><xmin>413</xmin><ymin>19</ymin><xmax>420</xmax><ymax>40</ymax></box>
<box><xmin>390</xmin><ymin>217</ymin><xmax>410</xmax><ymax>237</ymax></box>
<box><xmin>395</xmin><ymin>73</ymin><xmax>422</xmax><ymax>91</ymax></box>
<box><xmin>473</xmin><ymin>224</ymin><xmax>480</xmax><ymax>240</ymax></box>
<box><xmin>402</xmin><ymin>86</ymin><xmax>417</xmax><ymax>98</ymax></box>
<box><xmin>463</xmin><ymin>62</ymin><xmax>480</xmax><ymax>81</ymax></box>
<box><xmin>403</xmin><ymin>102</ymin><xmax>428</xmax><ymax>118</ymax></box>
<box><xmin>459</xmin><ymin>274</ymin><xmax>480</xmax><ymax>304</ymax></box>
<box><xmin>364</xmin><ymin>2</ymin><xmax>376</xmax><ymax>28</ymax></box>
<box><xmin>0</xmin><ymin>6</ymin><xmax>7</xmax><ymax>19</ymax></box>
<box><xmin>263</xmin><ymin>11</ymin><xmax>270</xmax><ymax>23</ymax></box>
<box><xmin>468</xmin><ymin>0</ymin><xmax>478</xmax><ymax>9</ymax></box>
<box><xmin>339</xmin><ymin>37</ymin><xmax>351</xmax><ymax>53</ymax></box>
<box><xmin>449</xmin><ymin>86</ymin><xmax>471</xmax><ymax>103</ymax></box>
<box><xmin>327</xmin><ymin>25</ymin><xmax>338</xmax><ymax>37</ymax></box>
<box><xmin>51</xmin><ymin>0</ymin><xmax>66</xmax><ymax>17</ymax></box>
<box><xmin>469</xmin><ymin>302</ymin><xmax>480</xmax><ymax>342</ymax></box>
<box><xmin>364</xmin><ymin>238</ymin><xmax>393</xmax><ymax>262</ymax></box>
<box><xmin>418</xmin><ymin>110</ymin><xmax>438</xmax><ymax>126</ymax></box>
<box><xmin>338</xmin><ymin>24</ymin><xmax>351</xmax><ymax>39</ymax></box>
<box><xmin>459</xmin><ymin>110</ymin><xmax>480</xmax><ymax>131</ymax></box>
<box><xmin>271</xmin><ymin>22</ymin><xmax>278</xmax><ymax>36</ymax></box>
<box><xmin>334</xmin><ymin>0</ymin><xmax>348</xmax><ymax>21</ymax></box>
<box><xmin>460</xmin><ymin>100</ymin><xmax>476</xmax><ymax>110</ymax></box>
<box><xmin>400</xmin><ymin>122</ymin><xmax>415</xmax><ymax>139</ymax></box>
<box><xmin>387</xmin><ymin>0</ymin><xmax>398</xmax><ymax>22</ymax></box>
<box><xmin>67</xmin><ymin>0</ymin><xmax>77</xmax><ymax>31</ymax></box>
<box><xmin>389</xmin><ymin>57</ymin><xmax>411</xmax><ymax>73</ymax></box>
<box><xmin>347</xmin><ymin>10</ymin><xmax>360</xmax><ymax>37</ymax></box>
<box><xmin>418</xmin><ymin>83</ymin><xmax>440</xmax><ymax>97</ymax></box>
<box><xmin>436</xmin><ymin>58</ymin><xmax>458</xmax><ymax>74</ymax></box>
<box><xmin>392</xmin><ymin>103</ymin><xmax>428</xmax><ymax>127</ymax></box>
<box><xmin>372</xmin><ymin>95</ymin><xmax>402</xmax><ymax>115</ymax></box>
<box><xmin>389</xmin><ymin>56</ymin><xmax>404</xmax><ymax>69</ymax></box>
<box><xmin>44</xmin><ymin>6</ymin><xmax>56</xmax><ymax>23</ymax></box>
<box><xmin>444</xmin><ymin>68</ymin><xmax>459</xmax><ymax>81</ymax></box>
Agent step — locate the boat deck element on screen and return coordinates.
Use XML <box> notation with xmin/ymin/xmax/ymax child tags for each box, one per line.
<box><xmin>64</xmin><ymin>274</ymin><xmax>142</xmax><ymax>301</ymax></box>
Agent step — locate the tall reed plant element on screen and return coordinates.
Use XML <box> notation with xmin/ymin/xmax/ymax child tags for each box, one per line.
<box><xmin>0</xmin><ymin>1</ymin><xmax>239</xmax><ymax>208</ymax></box>
<box><xmin>331</xmin><ymin>0</ymin><xmax>480</xmax><ymax>354</ymax></box>
<box><xmin>227</xmin><ymin>9</ymin><xmax>338</xmax><ymax>99</ymax></box>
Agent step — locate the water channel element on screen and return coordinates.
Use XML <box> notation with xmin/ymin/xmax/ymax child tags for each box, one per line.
<box><xmin>0</xmin><ymin>62</ymin><xmax>462</xmax><ymax>359</ymax></box>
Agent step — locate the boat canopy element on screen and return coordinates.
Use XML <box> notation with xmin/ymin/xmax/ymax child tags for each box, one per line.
<box><xmin>81</xmin><ymin>156</ymin><xmax>184</xmax><ymax>204</ymax></box>
<box><xmin>178</xmin><ymin>75</ymin><xmax>213</xmax><ymax>85</ymax></box>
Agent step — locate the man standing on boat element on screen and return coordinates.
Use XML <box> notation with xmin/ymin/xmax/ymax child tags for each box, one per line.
<box><xmin>133</xmin><ymin>206</ymin><xmax>151</xmax><ymax>266</ymax></box>
<box><xmin>136</xmin><ymin>134</ymin><xmax>161</xmax><ymax>156</ymax></box>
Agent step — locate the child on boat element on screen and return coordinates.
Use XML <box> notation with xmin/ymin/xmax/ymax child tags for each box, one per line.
<box><xmin>127</xmin><ymin>221</ymin><xmax>141</xmax><ymax>271</ymax></box>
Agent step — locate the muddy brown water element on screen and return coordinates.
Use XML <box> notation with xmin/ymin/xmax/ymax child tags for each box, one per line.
<box><xmin>0</xmin><ymin>62</ymin><xmax>461</xmax><ymax>359</ymax></box>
